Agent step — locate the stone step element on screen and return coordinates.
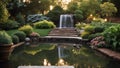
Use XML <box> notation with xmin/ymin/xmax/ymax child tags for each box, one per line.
<box><xmin>48</xmin><ymin>28</ymin><xmax>79</xmax><ymax>37</ymax></box>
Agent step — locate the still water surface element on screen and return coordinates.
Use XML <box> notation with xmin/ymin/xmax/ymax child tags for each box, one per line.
<box><xmin>1</xmin><ymin>43</ymin><xmax>120</xmax><ymax>68</ymax></box>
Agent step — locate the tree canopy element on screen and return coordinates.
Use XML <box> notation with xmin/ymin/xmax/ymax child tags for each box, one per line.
<box><xmin>80</xmin><ymin>0</ymin><xmax>101</xmax><ymax>17</ymax></box>
<box><xmin>100</xmin><ymin>2</ymin><xmax>117</xmax><ymax>17</ymax></box>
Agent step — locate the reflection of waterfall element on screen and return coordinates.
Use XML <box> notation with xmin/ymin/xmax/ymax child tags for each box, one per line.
<box><xmin>58</xmin><ymin>46</ymin><xmax>64</xmax><ymax>58</ymax></box>
<box><xmin>59</xmin><ymin>14</ymin><xmax>74</xmax><ymax>28</ymax></box>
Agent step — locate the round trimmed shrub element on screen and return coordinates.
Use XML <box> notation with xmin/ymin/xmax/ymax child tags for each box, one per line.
<box><xmin>34</xmin><ymin>20</ymin><xmax>56</xmax><ymax>29</ymax></box>
<box><xmin>0</xmin><ymin>31</ymin><xmax>12</xmax><ymax>44</ymax></box>
<box><xmin>12</xmin><ymin>35</ymin><xmax>19</xmax><ymax>44</ymax></box>
<box><xmin>18</xmin><ymin>25</ymin><xmax>33</xmax><ymax>36</ymax></box>
<box><xmin>14</xmin><ymin>31</ymin><xmax>26</xmax><ymax>42</ymax></box>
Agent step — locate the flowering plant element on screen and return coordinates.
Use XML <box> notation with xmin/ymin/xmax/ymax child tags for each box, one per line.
<box><xmin>29</xmin><ymin>32</ymin><xmax>40</xmax><ymax>37</ymax></box>
<box><xmin>90</xmin><ymin>36</ymin><xmax>106</xmax><ymax>48</ymax></box>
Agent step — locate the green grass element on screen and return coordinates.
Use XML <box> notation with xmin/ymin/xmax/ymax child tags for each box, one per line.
<box><xmin>6</xmin><ymin>28</ymin><xmax>52</xmax><ymax>36</ymax></box>
<box><xmin>6</xmin><ymin>29</ymin><xmax>18</xmax><ymax>36</ymax></box>
<box><xmin>33</xmin><ymin>28</ymin><xmax>51</xmax><ymax>36</ymax></box>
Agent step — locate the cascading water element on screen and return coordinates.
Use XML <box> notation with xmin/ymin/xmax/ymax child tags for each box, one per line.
<box><xmin>59</xmin><ymin>14</ymin><xmax>74</xmax><ymax>28</ymax></box>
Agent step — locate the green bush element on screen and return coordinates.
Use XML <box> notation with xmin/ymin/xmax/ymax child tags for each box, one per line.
<box><xmin>92</xmin><ymin>18</ymin><xmax>106</xmax><ymax>23</ymax></box>
<box><xmin>88</xmin><ymin>33</ymin><xmax>103</xmax><ymax>40</ymax></box>
<box><xmin>0</xmin><ymin>19</ymin><xmax>19</xmax><ymax>30</ymax></box>
<box><xmin>84</xmin><ymin>25</ymin><xmax>95</xmax><ymax>33</ymax></box>
<box><xmin>103</xmin><ymin>24</ymin><xmax>120</xmax><ymax>50</ymax></box>
<box><xmin>12</xmin><ymin>35</ymin><xmax>19</xmax><ymax>44</ymax></box>
<box><xmin>14</xmin><ymin>31</ymin><xmax>26</xmax><ymax>42</ymax></box>
<box><xmin>0</xmin><ymin>31</ymin><xmax>12</xmax><ymax>44</ymax></box>
<box><xmin>0</xmin><ymin>1</ymin><xmax>9</xmax><ymax>22</ymax></box>
<box><xmin>81</xmin><ymin>31</ymin><xmax>90</xmax><ymax>39</ymax></box>
<box><xmin>90</xmin><ymin>22</ymin><xmax>118</xmax><ymax>30</ymax></box>
<box><xmin>75</xmin><ymin>23</ymin><xmax>87</xmax><ymax>29</ymax></box>
<box><xmin>94</xmin><ymin>26</ymin><xmax>104</xmax><ymax>33</ymax></box>
<box><xmin>34</xmin><ymin>20</ymin><xmax>56</xmax><ymax>29</ymax></box>
<box><xmin>18</xmin><ymin>25</ymin><xmax>33</xmax><ymax>36</ymax></box>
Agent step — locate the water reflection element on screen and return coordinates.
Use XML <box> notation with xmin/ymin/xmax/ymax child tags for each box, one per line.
<box><xmin>1</xmin><ymin>43</ymin><xmax>120</xmax><ymax>68</ymax></box>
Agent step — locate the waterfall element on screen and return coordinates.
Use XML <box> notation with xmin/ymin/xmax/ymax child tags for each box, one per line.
<box><xmin>59</xmin><ymin>14</ymin><xmax>74</xmax><ymax>28</ymax></box>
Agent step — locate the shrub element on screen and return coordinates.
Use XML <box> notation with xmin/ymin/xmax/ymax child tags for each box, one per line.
<box><xmin>90</xmin><ymin>22</ymin><xmax>118</xmax><ymax>30</ymax></box>
<box><xmin>75</xmin><ymin>23</ymin><xmax>87</xmax><ymax>29</ymax></box>
<box><xmin>12</xmin><ymin>35</ymin><xmax>19</xmax><ymax>44</ymax></box>
<box><xmin>103</xmin><ymin>24</ymin><xmax>120</xmax><ymax>50</ymax></box>
<box><xmin>0</xmin><ymin>19</ymin><xmax>19</xmax><ymax>30</ymax></box>
<box><xmin>94</xmin><ymin>26</ymin><xmax>104</xmax><ymax>33</ymax></box>
<box><xmin>18</xmin><ymin>25</ymin><xmax>33</xmax><ymax>36</ymax></box>
<box><xmin>84</xmin><ymin>25</ymin><xmax>95</xmax><ymax>33</ymax></box>
<box><xmin>34</xmin><ymin>20</ymin><xmax>56</xmax><ymax>29</ymax></box>
<box><xmin>81</xmin><ymin>31</ymin><xmax>90</xmax><ymax>39</ymax></box>
<box><xmin>14</xmin><ymin>31</ymin><xmax>26</xmax><ymax>42</ymax></box>
<box><xmin>0</xmin><ymin>31</ymin><xmax>12</xmax><ymax>44</ymax></box>
<box><xmin>88</xmin><ymin>33</ymin><xmax>103</xmax><ymax>40</ymax></box>
<box><xmin>90</xmin><ymin>36</ymin><xmax>106</xmax><ymax>48</ymax></box>
<box><xmin>92</xmin><ymin>18</ymin><xmax>106</xmax><ymax>23</ymax></box>
<box><xmin>27</xmin><ymin>14</ymin><xmax>49</xmax><ymax>23</ymax></box>
<box><xmin>29</xmin><ymin>32</ymin><xmax>40</xmax><ymax>37</ymax></box>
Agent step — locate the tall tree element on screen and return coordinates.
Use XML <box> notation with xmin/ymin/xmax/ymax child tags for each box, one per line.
<box><xmin>24</xmin><ymin>0</ymin><xmax>52</xmax><ymax>14</ymax></box>
<box><xmin>7</xmin><ymin>0</ymin><xmax>25</xmax><ymax>17</ymax></box>
<box><xmin>110</xmin><ymin>0</ymin><xmax>120</xmax><ymax>17</ymax></box>
<box><xmin>100</xmin><ymin>2</ymin><xmax>117</xmax><ymax>18</ymax></box>
<box><xmin>80</xmin><ymin>0</ymin><xmax>101</xmax><ymax>18</ymax></box>
<box><xmin>0</xmin><ymin>0</ymin><xmax>9</xmax><ymax>22</ymax></box>
<box><xmin>46</xmin><ymin>6</ymin><xmax>64</xmax><ymax>26</ymax></box>
<box><xmin>67</xmin><ymin>2</ymin><xmax>79</xmax><ymax>14</ymax></box>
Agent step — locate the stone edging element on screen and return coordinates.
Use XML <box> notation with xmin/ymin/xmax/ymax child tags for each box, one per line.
<box><xmin>94</xmin><ymin>47</ymin><xmax>120</xmax><ymax>61</ymax></box>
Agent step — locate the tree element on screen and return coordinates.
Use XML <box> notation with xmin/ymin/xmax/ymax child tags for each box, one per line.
<box><xmin>46</xmin><ymin>6</ymin><xmax>64</xmax><ymax>27</ymax></box>
<box><xmin>7</xmin><ymin>0</ymin><xmax>26</xmax><ymax>18</ymax></box>
<box><xmin>80</xmin><ymin>0</ymin><xmax>101</xmax><ymax>18</ymax></box>
<box><xmin>0</xmin><ymin>1</ymin><xmax>9</xmax><ymax>23</ymax></box>
<box><xmin>100</xmin><ymin>2</ymin><xmax>117</xmax><ymax>18</ymax></box>
<box><xmin>67</xmin><ymin>2</ymin><xmax>79</xmax><ymax>14</ymax></box>
<box><xmin>24</xmin><ymin>0</ymin><xmax>52</xmax><ymax>14</ymax></box>
<box><xmin>74</xmin><ymin>10</ymin><xmax>83</xmax><ymax>22</ymax></box>
<box><xmin>110</xmin><ymin>0</ymin><xmax>120</xmax><ymax>17</ymax></box>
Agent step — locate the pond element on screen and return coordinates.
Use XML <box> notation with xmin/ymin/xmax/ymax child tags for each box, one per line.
<box><xmin>1</xmin><ymin>43</ymin><xmax>120</xmax><ymax>68</ymax></box>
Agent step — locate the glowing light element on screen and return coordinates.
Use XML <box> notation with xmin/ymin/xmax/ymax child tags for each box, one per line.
<box><xmin>48</xmin><ymin>63</ymin><xmax>51</xmax><ymax>66</ymax></box>
<box><xmin>104</xmin><ymin>18</ymin><xmax>107</xmax><ymax>22</ymax></box>
<box><xmin>22</xmin><ymin>0</ymin><xmax>30</xmax><ymax>3</ymax></box>
<box><xmin>23</xmin><ymin>0</ymin><xmax>26</xmax><ymax>2</ymax></box>
<box><xmin>93</xmin><ymin>17</ymin><xmax>96</xmax><ymax>20</ymax></box>
<box><xmin>57</xmin><ymin>59</ymin><xmax>65</xmax><ymax>66</ymax></box>
<box><xmin>62</xmin><ymin>0</ymin><xmax>71</xmax><ymax>4</ymax></box>
<box><xmin>50</xmin><ymin>5</ymin><xmax>53</xmax><ymax>10</ymax></box>
<box><xmin>43</xmin><ymin>59</ymin><xmax>48</xmax><ymax>66</ymax></box>
<box><xmin>90</xmin><ymin>14</ymin><xmax>93</xmax><ymax>17</ymax></box>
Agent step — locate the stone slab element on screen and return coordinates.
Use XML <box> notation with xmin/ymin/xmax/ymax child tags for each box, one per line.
<box><xmin>18</xmin><ymin>66</ymin><xmax>74</xmax><ymax>68</ymax></box>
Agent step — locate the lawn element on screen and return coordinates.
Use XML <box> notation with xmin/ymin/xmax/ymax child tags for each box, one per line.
<box><xmin>6</xmin><ymin>28</ymin><xmax>52</xmax><ymax>36</ymax></box>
